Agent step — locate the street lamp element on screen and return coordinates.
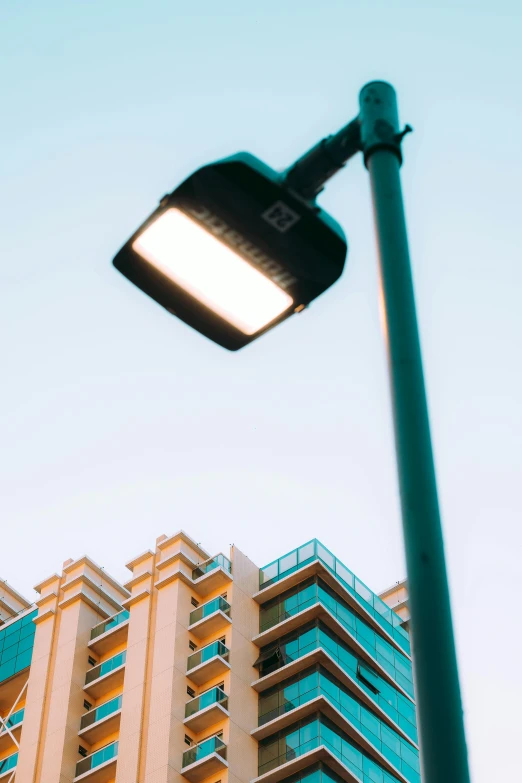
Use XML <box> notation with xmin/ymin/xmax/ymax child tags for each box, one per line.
<box><xmin>113</xmin><ymin>81</ymin><xmax>471</xmax><ymax>783</ymax></box>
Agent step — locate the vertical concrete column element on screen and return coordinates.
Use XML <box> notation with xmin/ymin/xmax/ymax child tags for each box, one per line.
<box><xmin>227</xmin><ymin>546</ymin><xmax>260</xmax><ymax>783</ymax></box>
<box><xmin>115</xmin><ymin>549</ymin><xmax>155</xmax><ymax>783</ymax></box>
<box><xmin>140</xmin><ymin>532</ymin><xmax>208</xmax><ymax>783</ymax></box>
<box><xmin>18</xmin><ymin>558</ymin><xmax>129</xmax><ymax>783</ymax></box>
<box><xmin>15</xmin><ymin>574</ymin><xmax>61</xmax><ymax>783</ymax></box>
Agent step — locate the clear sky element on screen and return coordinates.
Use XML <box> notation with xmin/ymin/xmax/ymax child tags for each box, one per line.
<box><xmin>1</xmin><ymin>1</ymin><xmax>521</xmax><ymax>779</ymax></box>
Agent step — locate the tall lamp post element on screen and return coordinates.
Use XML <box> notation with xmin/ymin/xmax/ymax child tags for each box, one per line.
<box><xmin>113</xmin><ymin>81</ymin><xmax>470</xmax><ymax>783</ymax></box>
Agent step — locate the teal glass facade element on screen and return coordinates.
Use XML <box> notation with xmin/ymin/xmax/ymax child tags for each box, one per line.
<box><xmin>256</xmin><ymin>619</ymin><xmax>416</xmax><ymax>744</ymax></box>
<box><xmin>0</xmin><ymin>609</ymin><xmax>37</xmax><ymax>685</ymax></box>
<box><xmin>258</xmin><ymin>714</ymin><xmax>404</xmax><ymax>783</ymax></box>
<box><xmin>259</xmin><ymin>541</ymin><xmax>409</xmax><ymax>654</ymax></box>
<box><xmin>257</xmin><ymin>542</ymin><xmax>418</xmax><ymax>783</ymax></box>
<box><xmin>258</xmin><ymin>666</ymin><xmax>419</xmax><ymax>782</ymax></box>
<box><xmin>259</xmin><ymin>579</ymin><xmax>413</xmax><ymax>698</ymax></box>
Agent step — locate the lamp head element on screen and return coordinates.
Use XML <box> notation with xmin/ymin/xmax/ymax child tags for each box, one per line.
<box><xmin>113</xmin><ymin>153</ymin><xmax>347</xmax><ymax>350</ymax></box>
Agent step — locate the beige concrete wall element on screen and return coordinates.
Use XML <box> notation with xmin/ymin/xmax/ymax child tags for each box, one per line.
<box><xmin>227</xmin><ymin>546</ymin><xmax>260</xmax><ymax>783</ymax></box>
<box><xmin>7</xmin><ymin>533</ymin><xmax>263</xmax><ymax>783</ymax></box>
<box><xmin>115</xmin><ymin>552</ymin><xmax>154</xmax><ymax>783</ymax></box>
<box><xmin>16</xmin><ymin>560</ymin><xmax>128</xmax><ymax>783</ymax></box>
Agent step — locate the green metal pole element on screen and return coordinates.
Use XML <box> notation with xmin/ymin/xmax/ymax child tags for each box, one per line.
<box><xmin>358</xmin><ymin>82</ymin><xmax>471</xmax><ymax>783</ymax></box>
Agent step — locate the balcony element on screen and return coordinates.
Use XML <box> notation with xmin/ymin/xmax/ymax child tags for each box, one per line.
<box><xmin>79</xmin><ymin>695</ymin><xmax>122</xmax><ymax>744</ymax></box>
<box><xmin>257</xmin><ymin>540</ymin><xmax>410</xmax><ymax>657</ymax></box>
<box><xmin>188</xmin><ymin>596</ymin><xmax>231</xmax><ymax>639</ymax></box>
<box><xmin>187</xmin><ymin>641</ymin><xmax>230</xmax><ymax>685</ymax></box>
<box><xmin>89</xmin><ymin>610</ymin><xmax>129</xmax><ymax>656</ymax></box>
<box><xmin>184</xmin><ymin>687</ymin><xmax>229</xmax><ymax>732</ymax></box>
<box><xmin>84</xmin><ymin>651</ymin><xmax>126</xmax><ymax>699</ymax></box>
<box><xmin>192</xmin><ymin>555</ymin><xmax>232</xmax><ymax>597</ymax></box>
<box><xmin>0</xmin><ymin>707</ymin><xmax>24</xmax><ymax>753</ymax></box>
<box><xmin>74</xmin><ymin>741</ymin><xmax>118</xmax><ymax>783</ymax></box>
<box><xmin>0</xmin><ymin>751</ymin><xmax>17</xmax><ymax>779</ymax></box>
<box><xmin>181</xmin><ymin>736</ymin><xmax>228</xmax><ymax>783</ymax></box>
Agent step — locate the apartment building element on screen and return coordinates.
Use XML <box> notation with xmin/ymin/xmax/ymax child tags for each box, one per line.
<box><xmin>0</xmin><ymin>534</ymin><xmax>418</xmax><ymax>783</ymax></box>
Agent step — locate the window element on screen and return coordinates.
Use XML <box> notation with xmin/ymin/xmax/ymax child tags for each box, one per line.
<box><xmin>78</xmin><ymin>746</ymin><xmax>88</xmax><ymax>757</ymax></box>
<box><xmin>221</xmin><ymin>593</ymin><xmax>228</xmax><ymax>601</ymax></box>
<box><xmin>87</xmin><ymin>656</ymin><xmax>97</xmax><ymax>667</ymax></box>
<box><xmin>184</xmin><ymin>735</ymin><xmax>193</xmax><ymax>746</ymax></box>
<box><xmin>83</xmin><ymin>700</ymin><xmax>92</xmax><ymax>711</ymax></box>
<box><xmin>218</xmin><ymin>637</ymin><xmax>226</xmax><ymax>645</ymax></box>
<box><xmin>189</xmin><ymin>640</ymin><xmax>197</xmax><ymax>652</ymax></box>
<box><xmin>357</xmin><ymin>662</ymin><xmax>380</xmax><ymax>694</ymax></box>
<box><xmin>191</xmin><ymin>597</ymin><xmax>200</xmax><ymax>608</ymax></box>
<box><xmin>187</xmin><ymin>686</ymin><xmax>196</xmax><ymax>699</ymax></box>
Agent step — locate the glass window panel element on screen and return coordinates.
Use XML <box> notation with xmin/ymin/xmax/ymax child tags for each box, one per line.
<box><xmin>2</xmin><ymin>643</ymin><xmax>18</xmax><ymax>662</ymax></box>
<box><xmin>300</xmin><ymin>719</ymin><xmax>319</xmax><ymax>745</ymax></box>
<box><xmin>320</xmin><ymin>674</ymin><xmax>339</xmax><ymax>702</ymax></box>
<box><xmin>298</xmin><ymin>542</ymin><xmax>316</xmax><ymax>563</ymax></box>
<box><xmin>300</xmin><ymin>583</ymin><xmax>317</xmax><ymax>605</ymax></box>
<box><xmin>279</xmin><ymin>551</ymin><xmax>298</xmax><ymax>575</ymax></box>
<box><xmin>317</xmin><ymin>544</ymin><xmax>335</xmax><ymax>570</ymax></box>
<box><xmin>341</xmin><ymin>741</ymin><xmax>363</xmax><ymax>770</ymax></box>
<box><xmin>397</xmin><ymin>696</ymin><xmax>415</xmax><ymax>722</ymax></box>
<box><xmin>364</xmin><ymin>757</ymin><xmax>384</xmax><ymax>782</ymax></box>
<box><xmin>260</xmin><ymin>562</ymin><xmax>279</xmax><ymax>585</ymax></box>
<box><xmin>283</xmin><ymin>682</ymin><xmax>300</xmax><ymax>706</ymax></box>
<box><xmin>299</xmin><ymin>671</ymin><xmax>318</xmax><ymax>696</ymax></box>
<box><xmin>375</xmin><ymin>637</ymin><xmax>394</xmax><ymax>664</ymax></box>
<box><xmin>380</xmin><ymin>725</ymin><xmax>401</xmax><ymax>755</ymax></box>
<box><xmin>335</xmin><ymin>561</ymin><xmax>354</xmax><ymax>589</ymax></box>
<box><xmin>361</xmin><ymin>708</ymin><xmax>381</xmax><ymax>738</ymax></box>
<box><xmin>401</xmin><ymin>742</ymin><xmax>420</xmax><ymax>772</ymax></box>
<box><xmin>355</xmin><ymin>579</ymin><xmax>374</xmax><ymax>605</ymax></box>
<box><xmin>381</xmin><ymin>744</ymin><xmax>402</xmax><ymax>771</ymax></box>
<box><xmin>298</xmin><ymin>627</ymin><xmax>317</xmax><ymax>651</ymax></box>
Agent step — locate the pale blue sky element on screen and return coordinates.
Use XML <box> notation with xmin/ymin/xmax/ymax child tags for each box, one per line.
<box><xmin>1</xmin><ymin>1</ymin><xmax>521</xmax><ymax>779</ymax></box>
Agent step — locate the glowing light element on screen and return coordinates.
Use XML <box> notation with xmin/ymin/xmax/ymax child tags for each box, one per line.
<box><xmin>133</xmin><ymin>209</ymin><xmax>293</xmax><ymax>334</ymax></box>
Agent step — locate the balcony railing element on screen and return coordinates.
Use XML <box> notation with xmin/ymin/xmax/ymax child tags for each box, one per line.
<box><xmin>80</xmin><ymin>695</ymin><xmax>122</xmax><ymax>730</ymax></box>
<box><xmin>187</xmin><ymin>641</ymin><xmax>229</xmax><ymax>671</ymax></box>
<box><xmin>259</xmin><ymin>539</ymin><xmax>410</xmax><ymax>654</ymax></box>
<box><xmin>75</xmin><ymin>741</ymin><xmax>118</xmax><ymax>778</ymax></box>
<box><xmin>0</xmin><ymin>707</ymin><xmax>24</xmax><ymax>733</ymax></box>
<box><xmin>192</xmin><ymin>554</ymin><xmax>231</xmax><ymax>581</ymax></box>
<box><xmin>185</xmin><ymin>687</ymin><xmax>228</xmax><ymax>719</ymax></box>
<box><xmin>0</xmin><ymin>752</ymin><xmax>18</xmax><ymax>775</ymax></box>
<box><xmin>182</xmin><ymin>736</ymin><xmax>227</xmax><ymax>768</ymax></box>
<box><xmin>90</xmin><ymin>610</ymin><xmax>129</xmax><ymax>641</ymax></box>
<box><xmin>189</xmin><ymin>597</ymin><xmax>230</xmax><ymax>626</ymax></box>
<box><xmin>85</xmin><ymin>651</ymin><xmax>126</xmax><ymax>685</ymax></box>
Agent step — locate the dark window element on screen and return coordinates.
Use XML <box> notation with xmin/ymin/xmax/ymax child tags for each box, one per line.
<box><xmin>87</xmin><ymin>656</ymin><xmax>97</xmax><ymax>667</ymax></box>
<box><xmin>357</xmin><ymin>662</ymin><xmax>380</xmax><ymax>694</ymax></box>
<box><xmin>189</xmin><ymin>640</ymin><xmax>197</xmax><ymax>652</ymax></box>
<box><xmin>78</xmin><ymin>746</ymin><xmax>88</xmax><ymax>757</ymax></box>
<box><xmin>184</xmin><ymin>735</ymin><xmax>192</xmax><ymax>746</ymax></box>
<box><xmin>187</xmin><ymin>686</ymin><xmax>196</xmax><ymax>698</ymax></box>
<box><xmin>83</xmin><ymin>700</ymin><xmax>92</xmax><ymax>711</ymax></box>
<box><xmin>191</xmin><ymin>597</ymin><xmax>199</xmax><ymax>608</ymax></box>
